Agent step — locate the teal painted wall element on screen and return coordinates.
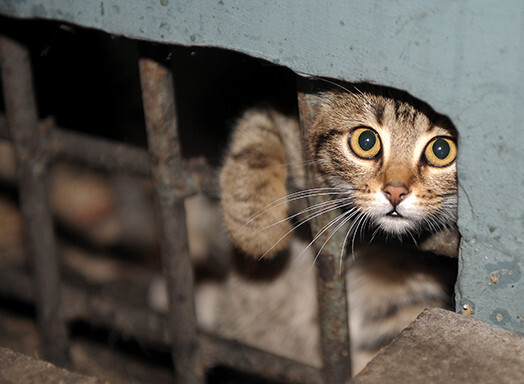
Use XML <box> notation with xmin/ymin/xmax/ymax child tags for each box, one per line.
<box><xmin>1</xmin><ymin>0</ymin><xmax>522</xmax><ymax>334</ymax></box>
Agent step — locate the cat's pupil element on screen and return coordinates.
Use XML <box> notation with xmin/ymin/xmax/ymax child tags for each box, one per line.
<box><xmin>359</xmin><ymin>130</ymin><xmax>376</xmax><ymax>151</ymax></box>
<box><xmin>432</xmin><ymin>138</ymin><xmax>450</xmax><ymax>159</ymax></box>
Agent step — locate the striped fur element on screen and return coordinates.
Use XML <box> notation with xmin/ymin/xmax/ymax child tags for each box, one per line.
<box><xmin>219</xmin><ymin>87</ymin><xmax>458</xmax><ymax>374</ymax></box>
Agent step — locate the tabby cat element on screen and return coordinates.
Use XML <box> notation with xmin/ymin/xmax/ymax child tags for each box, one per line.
<box><xmin>219</xmin><ymin>83</ymin><xmax>459</xmax><ymax>374</ymax></box>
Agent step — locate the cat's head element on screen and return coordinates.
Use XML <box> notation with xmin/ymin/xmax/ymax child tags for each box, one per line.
<box><xmin>308</xmin><ymin>87</ymin><xmax>458</xmax><ymax>237</ymax></box>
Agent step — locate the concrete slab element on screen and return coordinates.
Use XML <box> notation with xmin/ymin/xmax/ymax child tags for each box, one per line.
<box><xmin>351</xmin><ymin>308</ymin><xmax>524</xmax><ymax>384</ymax></box>
<box><xmin>0</xmin><ymin>347</ymin><xmax>101</xmax><ymax>384</ymax></box>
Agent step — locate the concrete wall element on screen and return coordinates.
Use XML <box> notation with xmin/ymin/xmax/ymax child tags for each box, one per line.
<box><xmin>0</xmin><ymin>0</ymin><xmax>522</xmax><ymax>335</ymax></box>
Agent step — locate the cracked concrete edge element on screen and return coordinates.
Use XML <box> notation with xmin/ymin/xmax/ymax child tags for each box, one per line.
<box><xmin>351</xmin><ymin>307</ymin><xmax>524</xmax><ymax>384</ymax></box>
<box><xmin>0</xmin><ymin>347</ymin><xmax>103</xmax><ymax>384</ymax></box>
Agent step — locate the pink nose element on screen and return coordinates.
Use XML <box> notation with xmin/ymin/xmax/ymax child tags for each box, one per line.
<box><xmin>383</xmin><ymin>184</ymin><xmax>409</xmax><ymax>207</ymax></box>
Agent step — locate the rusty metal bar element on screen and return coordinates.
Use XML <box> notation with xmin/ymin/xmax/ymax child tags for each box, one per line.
<box><xmin>0</xmin><ymin>35</ymin><xmax>70</xmax><ymax>366</ymax></box>
<box><xmin>297</xmin><ymin>81</ymin><xmax>352</xmax><ymax>383</ymax></box>
<box><xmin>199</xmin><ymin>332</ymin><xmax>322</xmax><ymax>384</ymax></box>
<box><xmin>138</xmin><ymin>52</ymin><xmax>203</xmax><ymax>383</ymax></box>
<box><xmin>0</xmin><ymin>115</ymin><xmax>151</xmax><ymax>176</ymax></box>
<box><xmin>0</xmin><ymin>115</ymin><xmax>219</xmax><ymax>198</ymax></box>
<box><xmin>0</xmin><ymin>266</ymin><xmax>323</xmax><ymax>383</ymax></box>
<box><xmin>43</xmin><ymin>120</ymin><xmax>152</xmax><ymax>177</ymax></box>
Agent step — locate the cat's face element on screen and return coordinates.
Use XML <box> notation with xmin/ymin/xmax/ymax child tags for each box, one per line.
<box><xmin>308</xmin><ymin>90</ymin><xmax>458</xmax><ymax>237</ymax></box>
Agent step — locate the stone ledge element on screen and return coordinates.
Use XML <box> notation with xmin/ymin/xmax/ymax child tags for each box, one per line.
<box><xmin>351</xmin><ymin>307</ymin><xmax>524</xmax><ymax>384</ymax></box>
<box><xmin>0</xmin><ymin>347</ymin><xmax>102</xmax><ymax>384</ymax></box>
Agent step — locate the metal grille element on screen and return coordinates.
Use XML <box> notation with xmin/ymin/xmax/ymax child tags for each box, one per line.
<box><xmin>0</xmin><ymin>33</ymin><xmax>351</xmax><ymax>383</ymax></box>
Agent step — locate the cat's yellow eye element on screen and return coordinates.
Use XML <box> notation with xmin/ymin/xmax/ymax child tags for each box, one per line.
<box><xmin>349</xmin><ymin>128</ymin><xmax>381</xmax><ymax>159</ymax></box>
<box><xmin>424</xmin><ymin>137</ymin><xmax>457</xmax><ymax>167</ymax></box>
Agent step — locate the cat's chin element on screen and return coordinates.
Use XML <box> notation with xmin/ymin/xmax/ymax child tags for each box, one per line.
<box><xmin>376</xmin><ymin>215</ymin><xmax>418</xmax><ymax>236</ymax></box>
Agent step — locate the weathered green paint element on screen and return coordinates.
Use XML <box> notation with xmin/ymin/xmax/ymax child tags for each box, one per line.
<box><xmin>1</xmin><ymin>0</ymin><xmax>522</xmax><ymax>334</ymax></box>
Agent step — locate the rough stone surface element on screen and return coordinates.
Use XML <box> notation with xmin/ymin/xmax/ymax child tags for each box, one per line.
<box><xmin>0</xmin><ymin>347</ymin><xmax>101</xmax><ymax>384</ymax></box>
<box><xmin>351</xmin><ymin>308</ymin><xmax>524</xmax><ymax>384</ymax></box>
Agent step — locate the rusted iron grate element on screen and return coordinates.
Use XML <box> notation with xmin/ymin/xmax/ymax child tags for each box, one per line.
<box><xmin>0</xmin><ymin>32</ymin><xmax>350</xmax><ymax>384</ymax></box>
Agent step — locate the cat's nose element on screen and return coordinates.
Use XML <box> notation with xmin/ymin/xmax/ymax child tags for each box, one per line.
<box><xmin>383</xmin><ymin>184</ymin><xmax>409</xmax><ymax>207</ymax></box>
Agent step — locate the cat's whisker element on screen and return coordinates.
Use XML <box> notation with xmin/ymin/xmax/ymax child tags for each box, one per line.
<box><xmin>356</xmin><ymin>213</ymin><xmax>370</xmax><ymax>244</ymax></box>
<box><xmin>260</xmin><ymin>197</ymin><xmax>352</xmax><ymax>231</ymax></box>
<box><xmin>316</xmin><ymin>207</ymin><xmax>359</xmax><ymax>255</ymax></box>
<box><xmin>338</xmin><ymin>210</ymin><xmax>370</xmax><ymax>273</ymax></box>
<box><xmin>279</xmin><ymin>187</ymin><xmax>345</xmax><ymax>205</ymax></box>
<box><xmin>239</xmin><ymin>187</ymin><xmax>345</xmax><ymax>231</ymax></box>
<box><xmin>421</xmin><ymin>217</ymin><xmax>435</xmax><ymax>233</ymax></box>
<box><xmin>306</xmin><ymin>208</ymin><xmax>359</xmax><ymax>269</ymax></box>
<box><xmin>257</xmin><ymin>158</ymin><xmax>325</xmax><ymax>173</ymax></box>
<box><xmin>292</xmin><ymin>201</ymin><xmax>355</xmax><ymax>241</ymax></box>
<box><xmin>340</xmin><ymin>210</ymin><xmax>369</xmax><ymax>269</ymax></box>
<box><xmin>358</xmin><ymin>214</ymin><xmax>371</xmax><ymax>243</ymax></box>
<box><xmin>457</xmin><ymin>182</ymin><xmax>475</xmax><ymax>217</ymax></box>
<box><xmin>312</xmin><ymin>211</ymin><xmax>357</xmax><ymax>275</ymax></box>
<box><xmin>351</xmin><ymin>85</ymin><xmax>365</xmax><ymax>97</ymax></box>
<box><xmin>425</xmin><ymin>209</ymin><xmax>453</xmax><ymax>233</ymax></box>
<box><xmin>286</xmin><ymin>189</ymin><xmax>347</xmax><ymax>205</ymax></box>
<box><xmin>406</xmin><ymin>228</ymin><xmax>418</xmax><ymax>246</ymax></box>
<box><xmin>340</xmin><ymin>216</ymin><xmax>358</xmax><ymax>268</ymax></box>
<box><xmin>331</xmin><ymin>209</ymin><xmax>365</xmax><ymax>268</ymax></box>
<box><xmin>257</xmin><ymin>199</ymin><xmax>354</xmax><ymax>260</ymax></box>
<box><xmin>299</xmin><ymin>74</ymin><xmax>363</xmax><ymax>98</ymax></box>
<box><xmin>349</xmin><ymin>212</ymin><xmax>369</xmax><ymax>258</ymax></box>
<box><xmin>258</xmin><ymin>203</ymin><xmax>351</xmax><ymax>261</ymax></box>
<box><xmin>424</xmin><ymin>216</ymin><xmax>441</xmax><ymax>234</ymax></box>
<box><xmin>369</xmin><ymin>225</ymin><xmax>382</xmax><ymax>244</ymax></box>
